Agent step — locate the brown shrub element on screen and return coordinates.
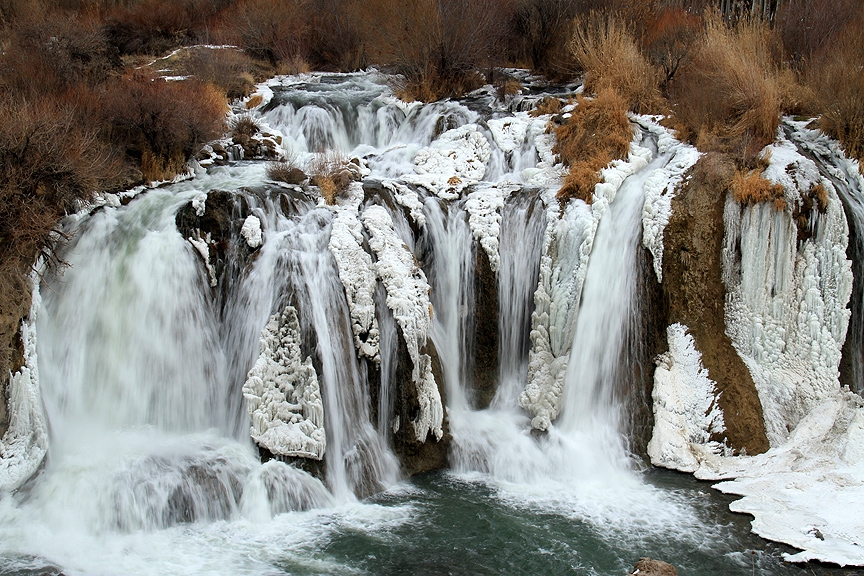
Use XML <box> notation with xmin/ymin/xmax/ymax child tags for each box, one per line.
<box><xmin>230</xmin><ymin>0</ymin><xmax>310</xmax><ymax>66</ymax></box>
<box><xmin>777</xmin><ymin>0</ymin><xmax>860</xmax><ymax>66</ymax></box>
<box><xmin>670</xmin><ymin>14</ymin><xmax>791</xmax><ymax>162</ymax></box>
<box><xmin>553</xmin><ymin>89</ymin><xmax>632</xmax><ymax>203</ymax></box>
<box><xmin>267</xmin><ymin>158</ymin><xmax>307</xmax><ymax>184</ymax></box>
<box><xmin>103</xmin><ymin>73</ymin><xmax>227</xmax><ymax>181</ymax></box>
<box><xmin>806</xmin><ymin>10</ymin><xmax>864</xmax><ymax>166</ymax></box>
<box><xmin>642</xmin><ymin>7</ymin><xmax>702</xmax><ymax>93</ymax></box>
<box><xmin>731</xmin><ymin>169</ymin><xmax>785</xmax><ymax>207</ymax></box>
<box><xmin>568</xmin><ymin>11</ymin><xmax>661</xmax><ymax>113</ymax></box>
<box><xmin>246</xmin><ymin>94</ymin><xmax>263</xmax><ymax>109</ymax></box>
<box><xmin>529</xmin><ymin>96</ymin><xmax>564</xmax><ymax>117</ymax></box>
<box><xmin>185</xmin><ymin>47</ymin><xmax>259</xmax><ymax>100</ymax></box>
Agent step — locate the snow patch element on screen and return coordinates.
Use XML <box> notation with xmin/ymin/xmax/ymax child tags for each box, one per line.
<box><xmin>407</xmin><ymin>124</ymin><xmax>491</xmax><ymax>199</ymax></box>
<box><xmin>242</xmin><ymin>306</ymin><xmax>326</xmax><ymax>460</ymax></box>
<box><xmin>648</xmin><ymin>324</ymin><xmax>728</xmax><ymax>473</ymax></box>
<box><xmin>240</xmin><ymin>215</ymin><xmax>263</xmax><ymax>249</ymax></box>
<box><xmin>382</xmin><ymin>181</ymin><xmax>426</xmax><ymax>227</ymax></box>
<box><xmin>465</xmin><ymin>184</ymin><xmax>516</xmax><ymax>273</ymax></box>
<box><xmin>192</xmin><ymin>192</ymin><xmax>207</xmax><ymax>216</ymax></box>
<box><xmin>361</xmin><ymin>205</ymin><xmax>443</xmax><ymax>441</ymax></box>
<box><xmin>0</xmin><ymin>278</ymin><xmax>47</xmax><ymax>493</ymax></box>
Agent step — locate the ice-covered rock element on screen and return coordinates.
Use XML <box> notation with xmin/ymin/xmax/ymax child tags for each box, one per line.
<box><xmin>465</xmin><ymin>184</ymin><xmax>517</xmax><ymax>273</ymax></box>
<box><xmin>327</xmin><ymin>182</ymin><xmax>380</xmax><ymax>362</ymax></box>
<box><xmin>240</xmin><ymin>215</ymin><xmax>263</xmax><ymax>249</ymax></box>
<box><xmin>648</xmin><ymin>324</ymin><xmax>728</xmax><ymax>473</ymax></box>
<box><xmin>407</xmin><ymin>124</ymin><xmax>491</xmax><ymax>199</ymax></box>
<box><xmin>242</xmin><ymin>307</ymin><xmax>325</xmax><ymax>460</ymax></box>
<box><xmin>361</xmin><ymin>205</ymin><xmax>443</xmax><ymax>441</ymax></box>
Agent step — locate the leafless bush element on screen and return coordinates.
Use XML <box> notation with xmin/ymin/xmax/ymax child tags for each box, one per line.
<box><xmin>230</xmin><ymin>0</ymin><xmax>310</xmax><ymax>66</ymax></box>
<box><xmin>266</xmin><ymin>155</ymin><xmax>307</xmax><ymax>184</ymax></box>
<box><xmin>308</xmin><ymin>151</ymin><xmax>356</xmax><ymax>204</ymax></box>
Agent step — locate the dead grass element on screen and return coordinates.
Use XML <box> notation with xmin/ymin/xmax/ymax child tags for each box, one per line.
<box><xmin>553</xmin><ymin>89</ymin><xmax>632</xmax><ymax>204</ymax></box>
<box><xmin>246</xmin><ymin>94</ymin><xmax>264</xmax><ymax>109</ymax></box>
<box><xmin>568</xmin><ymin>11</ymin><xmax>662</xmax><ymax>113</ymax></box>
<box><xmin>670</xmin><ymin>13</ymin><xmax>793</xmax><ymax>163</ymax></box>
<box><xmin>731</xmin><ymin>169</ymin><xmax>785</xmax><ymax>207</ymax></box>
<box><xmin>266</xmin><ymin>156</ymin><xmax>307</xmax><ymax>184</ymax></box>
<box><xmin>308</xmin><ymin>151</ymin><xmax>355</xmax><ymax>205</ymax></box>
<box><xmin>530</xmin><ymin>96</ymin><xmax>564</xmax><ymax>117</ymax></box>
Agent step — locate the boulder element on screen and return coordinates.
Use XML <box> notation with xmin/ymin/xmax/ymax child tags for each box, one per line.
<box><xmin>629</xmin><ymin>557</ymin><xmax>677</xmax><ymax>576</ymax></box>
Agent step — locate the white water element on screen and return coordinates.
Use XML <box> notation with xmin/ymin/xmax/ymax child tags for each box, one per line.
<box><xmin>0</xmin><ymin>73</ymin><xmax>742</xmax><ymax>573</ymax></box>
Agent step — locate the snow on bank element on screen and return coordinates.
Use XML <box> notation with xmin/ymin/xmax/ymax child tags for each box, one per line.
<box><xmin>327</xmin><ymin>183</ymin><xmax>381</xmax><ymax>363</ymax></box>
<box><xmin>242</xmin><ymin>306</ymin><xmax>326</xmax><ymax>460</ymax></box>
<box><xmin>635</xmin><ymin>116</ymin><xmax>701</xmax><ymax>281</ymax></box>
<box><xmin>521</xmin><ymin>126</ymin><xmax>650</xmax><ymax>430</ymax></box>
<box><xmin>361</xmin><ymin>205</ymin><xmax>443</xmax><ymax>442</ymax></box>
<box><xmin>648</xmin><ymin>324</ymin><xmax>728</xmax><ymax>473</ymax></box>
<box><xmin>0</xmin><ymin>278</ymin><xmax>47</xmax><ymax>493</ymax></box>
<box><xmin>695</xmin><ymin>390</ymin><xmax>864</xmax><ymax>566</ymax></box>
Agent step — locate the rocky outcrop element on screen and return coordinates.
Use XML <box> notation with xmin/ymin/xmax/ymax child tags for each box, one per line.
<box><xmin>471</xmin><ymin>244</ymin><xmax>499</xmax><ymax>409</ymax></box>
<box><xmin>660</xmin><ymin>154</ymin><xmax>769</xmax><ymax>456</ymax></box>
<box><xmin>0</xmin><ymin>269</ymin><xmax>31</xmax><ymax>439</ymax></box>
<box><xmin>628</xmin><ymin>557</ymin><xmax>677</xmax><ymax>576</ymax></box>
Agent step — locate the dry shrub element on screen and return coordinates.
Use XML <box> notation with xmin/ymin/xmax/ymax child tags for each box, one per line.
<box><xmin>554</xmin><ymin>89</ymin><xmax>632</xmax><ymax>203</ymax></box>
<box><xmin>362</xmin><ymin>0</ymin><xmax>507</xmax><ymax>101</ymax></box>
<box><xmin>568</xmin><ymin>11</ymin><xmax>661</xmax><ymax>113</ymax></box>
<box><xmin>530</xmin><ymin>96</ymin><xmax>564</xmax><ymax>117</ymax></box>
<box><xmin>230</xmin><ymin>0</ymin><xmax>310</xmax><ymax>66</ymax></box>
<box><xmin>777</xmin><ymin>0</ymin><xmax>860</xmax><ymax>66</ymax></box>
<box><xmin>731</xmin><ymin>169</ymin><xmax>784</xmax><ymax>207</ymax></box>
<box><xmin>806</xmin><ymin>9</ymin><xmax>864</xmax><ymax>166</ymax></box>
<box><xmin>246</xmin><ymin>94</ymin><xmax>263</xmax><ymax>109</ymax></box>
<box><xmin>308</xmin><ymin>151</ymin><xmax>355</xmax><ymax>205</ymax></box>
<box><xmin>266</xmin><ymin>157</ymin><xmax>306</xmax><ymax>184</ymax></box>
<box><xmin>103</xmin><ymin>73</ymin><xmax>227</xmax><ymax>181</ymax></box>
<box><xmin>671</xmin><ymin>14</ymin><xmax>791</xmax><ymax>162</ymax></box>
<box><xmin>105</xmin><ymin>0</ymin><xmax>233</xmax><ymax>55</ymax></box>
<box><xmin>642</xmin><ymin>7</ymin><xmax>702</xmax><ymax>92</ymax></box>
<box><xmin>230</xmin><ymin>114</ymin><xmax>259</xmax><ymax>137</ymax></box>
<box><xmin>185</xmin><ymin>47</ymin><xmax>259</xmax><ymax>100</ymax></box>
<box><xmin>509</xmin><ymin>0</ymin><xmax>579</xmax><ymax>78</ymax></box>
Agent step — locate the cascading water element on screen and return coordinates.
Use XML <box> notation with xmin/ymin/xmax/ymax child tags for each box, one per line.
<box><xmin>0</xmin><ymin>72</ymin><xmax>840</xmax><ymax>576</ymax></box>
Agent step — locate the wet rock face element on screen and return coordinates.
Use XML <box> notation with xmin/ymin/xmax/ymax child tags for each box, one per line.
<box><xmin>471</xmin><ymin>245</ymin><xmax>499</xmax><ymax>409</ymax></box>
<box><xmin>628</xmin><ymin>557</ymin><xmax>677</xmax><ymax>576</ymax></box>
<box><xmin>391</xmin><ymin>328</ymin><xmax>450</xmax><ymax>476</ymax></box>
<box><xmin>661</xmin><ymin>154</ymin><xmax>769</xmax><ymax>456</ymax></box>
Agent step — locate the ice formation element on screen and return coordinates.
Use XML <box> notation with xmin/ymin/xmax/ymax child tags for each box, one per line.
<box><xmin>382</xmin><ymin>181</ymin><xmax>426</xmax><ymax>227</ymax></box>
<box><xmin>192</xmin><ymin>192</ymin><xmax>208</xmax><ymax>216</ymax></box>
<box><xmin>723</xmin><ymin>133</ymin><xmax>853</xmax><ymax>446</ymax></box>
<box><xmin>407</xmin><ymin>124</ymin><xmax>491</xmax><ymax>200</ymax></box>
<box><xmin>465</xmin><ymin>184</ymin><xmax>517</xmax><ymax>273</ymax></box>
<box><xmin>0</xmin><ymin>281</ymin><xmax>47</xmax><ymax>493</ymax></box>
<box><xmin>242</xmin><ymin>306</ymin><xmax>326</xmax><ymax>460</ymax></box>
<box><xmin>635</xmin><ymin>116</ymin><xmax>701</xmax><ymax>280</ymax></box>
<box><xmin>487</xmin><ymin>117</ymin><xmax>530</xmax><ymax>155</ymax></box>
<box><xmin>648</xmin><ymin>324</ymin><xmax>727</xmax><ymax>473</ymax></box>
<box><xmin>361</xmin><ymin>205</ymin><xmax>443</xmax><ymax>442</ymax></box>
<box><xmin>327</xmin><ymin>182</ymin><xmax>381</xmax><ymax>362</ymax></box>
<box><xmin>240</xmin><ymin>215</ymin><xmax>263</xmax><ymax>249</ymax></box>
<box><xmin>187</xmin><ymin>233</ymin><xmax>217</xmax><ymax>287</ymax></box>
<box><xmin>521</xmin><ymin>127</ymin><xmax>650</xmax><ymax>430</ymax></box>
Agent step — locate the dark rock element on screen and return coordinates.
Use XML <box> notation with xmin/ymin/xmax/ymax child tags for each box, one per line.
<box><xmin>629</xmin><ymin>557</ymin><xmax>677</xmax><ymax>576</ymax></box>
<box><xmin>471</xmin><ymin>244</ymin><xmax>499</xmax><ymax>409</ymax></box>
<box><xmin>391</xmin><ymin>326</ymin><xmax>450</xmax><ymax>476</ymax></box>
<box><xmin>661</xmin><ymin>153</ymin><xmax>769</xmax><ymax>455</ymax></box>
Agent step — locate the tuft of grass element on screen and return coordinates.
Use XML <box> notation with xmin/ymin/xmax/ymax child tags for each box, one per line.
<box><xmin>246</xmin><ymin>94</ymin><xmax>264</xmax><ymax>109</ymax></box>
<box><xmin>308</xmin><ymin>151</ymin><xmax>356</xmax><ymax>205</ymax></box>
<box><xmin>553</xmin><ymin>89</ymin><xmax>632</xmax><ymax>204</ymax></box>
<box><xmin>230</xmin><ymin>114</ymin><xmax>260</xmax><ymax>137</ymax></box>
<box><xmin>266</xmin><ymin>156</ymin><xmax>307</xmax><ymax>184</ymax></box>
<box><xmin>731</xmin><ymin>169</ymin><xmax>785</xmax><ymax>207</ymax></box>
<box><xmin>568</xmin><ymin>11</ymin><xmax>661</xmax><ymax>113</ymax></box>
<box><xmin>529</xmin><ymin>96</ymin><xmax>564</xmax><ymax>117</ymax></box>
